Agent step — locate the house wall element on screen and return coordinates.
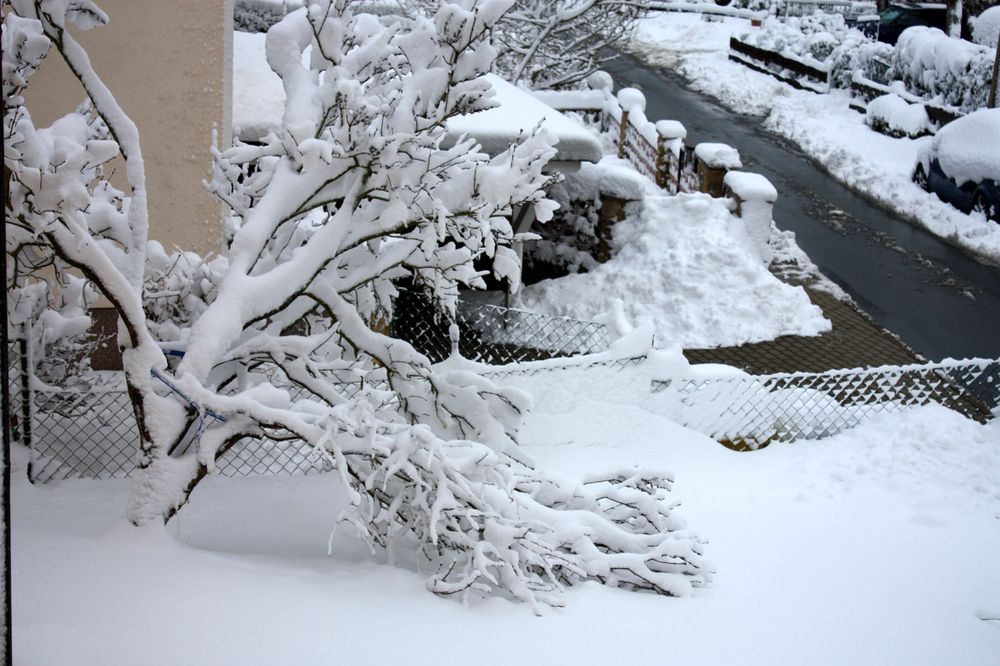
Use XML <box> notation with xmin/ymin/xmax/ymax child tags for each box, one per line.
<box><xmin>23</xmin><ymin>0</ymin><xmax>234</xmax><ymax>257</ymax></box>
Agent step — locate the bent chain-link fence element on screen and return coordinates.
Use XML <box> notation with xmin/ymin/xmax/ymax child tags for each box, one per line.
<box><xmin>652</xmin><ymin>359</ymin><xmax>1000</xmax><ymax>449</ymax></box>
<box><xmin>10</xmin><ymin>337</ymin><xmax>1000</xmax><ymax>482</ymax></box>
<box><xmin>15</xmin><ymin>298</ymin><xmax>612</xmax><ymax>483</ymax></box>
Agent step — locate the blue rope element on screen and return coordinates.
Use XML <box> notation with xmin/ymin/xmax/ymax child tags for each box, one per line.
<box><xmin>150</xmin><ymin>368</ymin><xmax>226</xmax><ymax>423</ymax></box>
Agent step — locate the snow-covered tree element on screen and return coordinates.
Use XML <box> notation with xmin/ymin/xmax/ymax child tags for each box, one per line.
<box><xmin>408</xmin><ymin>0</ymin><xmax>647</xmax><ymax>89</ymax></box>
<box><xmin>5</xmin><ymin>0</ymin><xmax>709</xmax><ymax>608</ymax></box>
<box><xmin>492</xmin><ymin>0</ymin><xmax>648</xmax><ymax>89</ymax></box>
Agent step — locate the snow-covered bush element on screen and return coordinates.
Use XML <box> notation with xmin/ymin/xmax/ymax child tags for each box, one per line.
<box><xmin>865</xmin><ymin>93</ymin><xmax>932</xmax><ymax>138</ymax></box>
<box><xmin>739</xmin><ymin>12</ymin><xmax>867</xmax><ymax>67</ymax></box>
<box><xmin>888</xmin><ymin>27</ymin><xmax>995</xmax><ymax>112</ymax></box>
<box><xmin>234</xmin><ymin>2</ymin><xmax>286</xmax><ymax>33</ymax></box>
<box><xmin>972</xmin><ymin>5</ymin><xmax>1000</xmax><ymax>47</ymax></box>
<box><xmin>5</xmin><ymin>0</ymin><xmax>710</xmax><ymax>608</ymax></box>
<box><xmin>828</xmin><ymin>37</ymin><xmax>893</xmax><ymax>88</ymax></box>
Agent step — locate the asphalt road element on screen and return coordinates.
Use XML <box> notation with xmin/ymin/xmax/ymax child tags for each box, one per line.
<box><xmin>604</xmin><ymin>52</ymin><xmax>1000</xmax><ymax>362</ymax></box>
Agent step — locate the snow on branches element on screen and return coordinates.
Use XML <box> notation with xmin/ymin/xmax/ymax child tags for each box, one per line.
<box><xmin>494</xmin><ymin>0</ymin><xmax>647</xmax><ymax>89</ymax></box>
<box><xmin>4</xmin><ymin>0</ymin><xmax>710</xmax><ymax>608</ymax></box>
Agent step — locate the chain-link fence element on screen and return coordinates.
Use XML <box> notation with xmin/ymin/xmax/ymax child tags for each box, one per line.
<box><xmin>17</xmin><ymin>296</ymin><xmax>611</xmax><ymax>483</ymax></box>
<box><xmin>653</xmin><ymin>359</ymin><xmax>1000</xmax><ymax>448</ymax></box>
<box><xmin>10</xmin><ymin>331</ymin><xmax>1000</xmax><ymax>482</ymax></box>
<box><xmin>391</xmin><ymin>289</ymin><xmax>611</xmax><ymax>364</ymax></box>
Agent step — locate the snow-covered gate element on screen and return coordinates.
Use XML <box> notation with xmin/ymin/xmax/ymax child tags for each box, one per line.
<box><xmin>8</xmin><ymin>336</ymin><xmax>999</xmax><ymax>482</ymax></box>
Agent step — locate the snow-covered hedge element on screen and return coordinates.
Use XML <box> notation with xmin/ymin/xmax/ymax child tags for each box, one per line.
<box><xmin>737</xmin><ymin>16</ymin><xmax>994</xmax><ymax>113</ymax></box>
<box><xmin>890</xmin><ymin>27</ymin><xmax>996</xmax><ymax>112</ymax></box>
<box><xmin>973</xmin><ymin>5</ymin><xmax>1000</xmax><ymax>47</ymax></box>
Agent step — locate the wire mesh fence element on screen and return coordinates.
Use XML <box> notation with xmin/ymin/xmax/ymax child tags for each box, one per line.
<box><xmin>14</xmin><ymin>298</ymin><xmax>612</xmax><ymax>483</ymax></box>
<box><xmin>390</xmin><ymin>289</ymin><xmax>611</xmax><ymax>364</ymax></box>
<box><xmin>9</xmin><ymin>333</ymin><xmax>1000</xmax><ymax>482</ymax></box>
<box><xmin>653</xmin><ymin>359</ymin><xmax>1000</xmax><ymax>448</ymax></box>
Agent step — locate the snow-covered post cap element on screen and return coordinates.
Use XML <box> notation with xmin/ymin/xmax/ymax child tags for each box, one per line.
<box><xmin>693</xmin><ymin>142</ymin><xmax>742</xmax><ymax>169</ymax></box>
<box><xmin>723</xmin><ymin>171</ymin><xmax>777</xmax><ymax>203</ymax></box>
<box><xmin>724</xmin><ymin>171</ymin><xmax>777</xmax><ymax>265</ymax></box>
<box><xmin>616</xmin><ymin>87</ymin><xmax>646</xmax><ymax>114</ymax></box>
<box><xmin>586</xmin><ymin>70</ymin><xmax>614</xmax><ymax>92</ymax></box>
<box><xmin>655</xmin><ymin>120</ymin><xmax>686</xmax><ymax>140</ymax></box>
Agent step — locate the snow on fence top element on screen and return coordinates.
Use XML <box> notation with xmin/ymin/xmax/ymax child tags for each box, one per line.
<box><xmin>444</xmin><ymin>74</ymin><xmax>603</xmax><ymax>163</ymax></box>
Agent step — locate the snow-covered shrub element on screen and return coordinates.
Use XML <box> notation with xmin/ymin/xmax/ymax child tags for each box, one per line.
<box><xmin>739</xmin><ymin>11</ymin><xmax>867</xmax><ymax>68</ymax></box>
<box><xmin>865</xmin><ymin>93</ymin><xmax>932</xmax><ymax>138</ymax></box>
<box><xmin>4</xmin><ymin>0</ymin><xmax>711</xmax><ymax>609</ymax></box>
<box><xmin>234</xmin><ymin>3</ymin><xmax>286</xmax><ymax>33</ymax></box>
<box><xmin>889</xmin><ymin>27</ymin><xmax>995</xmax><ymax>112</ymax></box>
<box><xmin>972</xmin><ymin>5</ymin><xmax>1000</xmax><ymax>47</ymax></box>
<box><xmin>828</xmin><ymin>37</ymin><xmax>893</xmax><ymax>88</ymax></box>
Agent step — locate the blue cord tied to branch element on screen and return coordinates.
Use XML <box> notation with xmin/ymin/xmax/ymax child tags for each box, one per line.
<box><xmin>151</xmin><ymin>365</ymin><xmax>226</xmax><ymax>457</ymax></box>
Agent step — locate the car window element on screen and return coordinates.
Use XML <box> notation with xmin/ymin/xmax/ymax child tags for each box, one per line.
<box><xmin>879</xmin><ymin>7</ymin><xmax>904</xmax><ymax>21</ymax></box>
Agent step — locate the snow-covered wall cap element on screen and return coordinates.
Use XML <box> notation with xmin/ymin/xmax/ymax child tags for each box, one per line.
<box><xmin>616</xmin><ymin>87</ymin><xmax>646</xmax><ymax>114</ymax></box>
<box><xmin>586</xmin><ymin>70</ymin><xmax>613</xmax><ymax>92</ymax></box>
<box><xmin>724</xmin><ymin>171</ymin><xmax>778</xmax><ymax>202</ymax></box>
<box><xmin>694</xmin><ymin>143</ymin><xmax>742</xmax><ymax>169</ymax></box>
<box><xmin>656</xmin><ymin>120</ymin><xmax>686</xmax><ymax>141</ymax></box>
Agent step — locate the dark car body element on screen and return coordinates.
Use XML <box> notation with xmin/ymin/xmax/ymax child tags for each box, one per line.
<box><xmin>914</xmin><ymin>159</ymin><xmax>999</xmax><ymax>220</ymax></box>
<box><xmin>913</xmin><ymin>109</ymin><xmax>1000</xmax><ymax>222</ymax></box>
<box><xmin>877</xmin><ymin>3</ymin><xmax>947</xmax><ymax>44</ymax></box>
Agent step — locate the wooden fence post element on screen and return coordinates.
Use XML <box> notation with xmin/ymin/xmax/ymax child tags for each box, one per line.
<box><xmin>618</xmin><ymin>109</ymin><xmax>629</xmax><ymax>160</ymax></box>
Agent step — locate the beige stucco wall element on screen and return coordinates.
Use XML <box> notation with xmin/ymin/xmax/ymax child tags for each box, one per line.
<box><xmin>23</xmin><ymin>0</ymin><xmax>234</xmax><ymax>256</ymax></box>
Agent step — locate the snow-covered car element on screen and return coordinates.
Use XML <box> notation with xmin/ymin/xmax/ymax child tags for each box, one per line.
<box><xmin>913</xmin><ymin>108</ymin><xmax>1000</xmax><ymax>222</ymax></box>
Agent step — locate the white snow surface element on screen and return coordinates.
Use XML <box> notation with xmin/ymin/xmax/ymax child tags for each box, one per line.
<box><xmin>866</xmin><ymin>93</ymin><xmax>931</xmax><ymax>138</ymax></box>
<box><xmin>694</xmin><ymin>142</ymin><xmax>742</xmax><ymax>169</ymax></box>
<box><xmin>629</xmin><ymin>12</ymin><xmax>1000</xmax><ymax>265</ymax></box>
<box><xmin>12</xmin><ymin>358</ymin><xmax>1000</xmax><ymax>664</ymax></box>
<box><xmin>232</xmin><ymin>31</ymin><xmax>285</xmax><ymax>142</ymax></box>
<box><xmin>519</xmin><ymin>177</ymin><xmax>829</xmax><ymax>347</ymax></box>
<box><xmin>724</xmin><ymin>170</ymin><xmax>778</xmax><ymax>201</ymax></box>
<box><xmin>445</xmin><ymin>74</ymin><xmax>603</xmax><ymax>162</ymax></box>
<box><xmin>931</xmin><ymin>108</ymin><xmax>1000</xmax><ymax>186</ymax></box>
<box><xmin>232</xmin><ymin>35</ymin><xmax>602</xmax><ymax>163</ymax></box>
<box><xmin>973</xmin><ymin>6</ymin><xmax>1000</xmax><ymax>47</ymax></box>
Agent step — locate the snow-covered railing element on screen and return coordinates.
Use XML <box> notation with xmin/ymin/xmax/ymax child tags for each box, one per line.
<box><xmin>535</xmin><ymin>72</ymin><xmax>721</xmax><ymax>196</ymax></box>
<box><xmin>729</xmin><ymin>37</ymin><xmax>830</xmax><ymax>92</ymax></box>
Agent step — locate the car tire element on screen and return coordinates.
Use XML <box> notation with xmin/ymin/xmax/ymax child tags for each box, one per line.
<box><xmin>913</xmin><ymin>164</ymin><xmax>929</xmax><ymax>191</ymax></box>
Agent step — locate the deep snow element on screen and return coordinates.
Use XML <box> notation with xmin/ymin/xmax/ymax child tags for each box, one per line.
<box><xmin>628</xmin><ymin>12</ymin><xmax>1000</xmax><ymax>265</ymax></box>
<box><xmin>12</xmin><ymin>357</ymin><xmax>1000</xmax><ymax>665</ymax></box>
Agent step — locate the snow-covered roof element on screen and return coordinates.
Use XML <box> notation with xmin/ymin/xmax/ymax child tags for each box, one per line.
<box><xmin>232</xmin><ymin>33</ymin><xmax>602</xmax><ymax>164</ymax></box>
<box><xmin>444</xmin><ymin>74</ymin><xmax>603</xmax><ymax>164</ymax></box>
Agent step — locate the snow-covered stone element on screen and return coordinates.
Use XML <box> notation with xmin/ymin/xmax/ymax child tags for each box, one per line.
<box><xmin>694</xmin><ymin>142</ymin><xmax>742</xmax><ymax>169</ymax></box>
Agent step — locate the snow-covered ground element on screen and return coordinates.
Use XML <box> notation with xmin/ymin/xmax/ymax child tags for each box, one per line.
<box><xmin>628</xmin><ymin>12</ymin><xmax>1000</xmax><ymax>266</ymax></box>
<box><xmin>13</xmin><ymin>357</ymin><xmax>1000</xmax><ymax>665</ymax></box>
